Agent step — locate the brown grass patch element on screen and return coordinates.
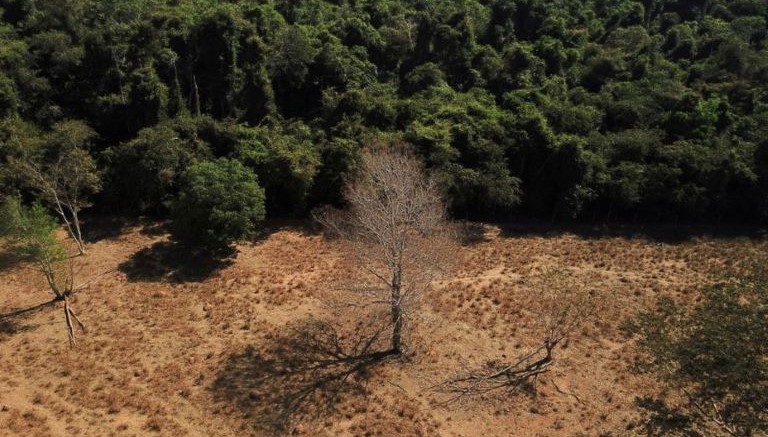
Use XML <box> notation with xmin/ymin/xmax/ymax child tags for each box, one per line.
<box><xmin>0</xmin><ymin>221</ymin><xmax>765</xmax><ymax>436</ymax></box>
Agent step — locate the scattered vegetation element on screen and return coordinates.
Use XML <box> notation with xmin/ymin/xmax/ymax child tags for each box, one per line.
<box><xmin>0</xmin><ymin>0</ymin><xmax>766</xmax><ymax>435</ymax></box>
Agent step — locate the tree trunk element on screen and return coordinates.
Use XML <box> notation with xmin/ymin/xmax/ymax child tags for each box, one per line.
<box><xmin>70</xmin><ymin>205</ymin><xmax>86</xmax><ymax>255</ymax></box>
<box><xmin>193</xmin><ymin>74</ymin><xmax>202</xmax><ymax>117</ymax></box>
<box><xmin>172</xmin><ymin>60</ymin><xmax>187</xmax><ymax>116</ymax></box>
<box><xmin>51</xmin><ymin>192</ymin><xmax>86</xmax><ymax>255</ymax></box>
<box><xmin>111</xmin><ymin>47</ymin><xmax>126</xmax><ymax>104</ymax></box>
<box><xmin>39</xmin><ymin>259</ymin><xmax>64</xmax><ymax>300</ymax></box>
<box><xmin>390</xmin><ymin>269</ymin><xmax>403</xmax><ymax>355</ymax></box>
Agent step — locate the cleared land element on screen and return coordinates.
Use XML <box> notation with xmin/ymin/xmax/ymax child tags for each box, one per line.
<box><xmin>1</xmin><ymin>220</ymin><xmax>765</xmax><ymax>436</ymax></box>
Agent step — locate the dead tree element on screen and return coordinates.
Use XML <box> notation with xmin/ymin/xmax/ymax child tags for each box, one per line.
<box><xmin>315</xmin><ymin>142</ymin><xmax>456</xmax><ymax>355</ymax></box>
<box><xmin>436</xmin><ymin>268</ymin><xmax>601</xmax><ymax>404</ymax></box>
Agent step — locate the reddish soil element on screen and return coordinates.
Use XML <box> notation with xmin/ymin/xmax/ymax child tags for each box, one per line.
<box><xmin>1</xmin><ymin>220</ymin><xmax>765</xmax><ymax>436</ymax></box>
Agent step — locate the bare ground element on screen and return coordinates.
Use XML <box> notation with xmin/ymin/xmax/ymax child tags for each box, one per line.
<box><xmin>1</xmin><ymin>220</ymin><xmax>765</xmax><ymax>437</ymax></box>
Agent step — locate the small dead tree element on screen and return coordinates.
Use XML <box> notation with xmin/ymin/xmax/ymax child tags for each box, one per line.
<box><xmin>9</xmin><ymin>121</ymin><xmax>101</xmax><ymax>255</ymax></box>
<box><xmin>315</xmin><ymin>142</ymin><xmax>456</xmax><ymax>355</ymax></box>
<box><xmin>436</xmin><ymin>268</ymin><xmax>601</xmax><ymax>404</ymax></box>
<box><xmin>0</xmin><ymin>197</ymin><xmax>86</xmax><ymax>345</ymax></box>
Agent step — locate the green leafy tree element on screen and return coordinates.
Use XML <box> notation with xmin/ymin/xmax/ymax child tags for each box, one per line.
<box><xmin>170</xmin><ymin>158</ymin><xmax>265</xmax><ymax>250</ymax></box>
<box><xmin>404</xmin><ymin>86</ymin><xmax>521</xmax><ymax>215</ymax></box>
<box><xmin>625</xmin><ymin>265</ymin><xmax>768</xmax><ymax>436</ymax></box>
<box><xmin>232</xmin><ymin>121</ymin><xmax>320</xmax><ymax>216</ymax></box>
<box><xmin>0</xmin><ymin>197</ymin><xmax>85</xmax><ymax>345</ymax></box>
<box><xmin>101</xmin><ymin>118</ymin><xmax>210</xmax><ymax>213</ymax></box>
<box><xmin>9</xmin><ymin>120</ymin><xmax>101</xmax><ymax>255</ymax></box>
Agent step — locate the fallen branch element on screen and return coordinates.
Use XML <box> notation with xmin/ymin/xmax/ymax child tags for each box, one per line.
<box><xmin>553</xmin><ymin>379</ymin><xmax>583</xmax><ymax>404</ymax></box>
<box><xmin>434</xmin><ymin>268</ymin><xmax>603</xmax><ymax>407</ymax></box>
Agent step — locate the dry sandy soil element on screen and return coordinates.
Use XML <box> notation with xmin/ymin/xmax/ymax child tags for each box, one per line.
<box><xmin>1</xmin><ymin>219</ymin><xmax>766</xmax><ymax>437</ymax></box>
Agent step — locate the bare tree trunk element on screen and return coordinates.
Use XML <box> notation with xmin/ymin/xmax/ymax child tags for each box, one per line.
<box><xmin>111</xmin><ymin>47</ymin><xmax>126</xmax><ymax>104</ymax></box>
<box><xmin>315</xmin><ymin>143</ymin><xmax>456</xmax><ymax>357</ymax></box>
<box><xmin>41</xmin><ymin>264</ymin><xmax>63</xmax><ymax>300</ymax></box>
<box><xmin>171</xmin><ymin>59</ymin><xmax>186</xmax><ymax>116</ymax></box>
<box><xmin>50</xmin><ymin>191</ymin><xmax>85</xmax><ymax>255</ymax></box>
<box><xmin>193</xmin><ymin>74</ymin><xmax>202</xmax><ymax>117</ymax></box>
<box><xmin>69</xmin><ymin>205</ymin><xmax>86</xmax><ymax>255</ymax></box>
<box><xmin>390</xmin><ymin>270</ymin><xmax>403</xmax><ymax>354</ymax></box>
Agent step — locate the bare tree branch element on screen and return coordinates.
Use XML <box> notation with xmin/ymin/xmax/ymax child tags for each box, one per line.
<box><xmin>434</xmin><ymin>268</ymin><xmax>602</xmax><ymax>405</ymax></box>
<box><xmin>314</xmin><ymin>142</ymin><xmax>458</xmax><ymax>355</ymax></box>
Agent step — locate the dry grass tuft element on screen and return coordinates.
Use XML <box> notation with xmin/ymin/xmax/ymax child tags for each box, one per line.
<box><xmin>0</xmin><ymin>221</ymin><xmax>765</xmax><ymax>436</ymax></box>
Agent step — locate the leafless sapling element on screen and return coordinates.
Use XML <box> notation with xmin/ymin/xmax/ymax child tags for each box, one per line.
<box><xmin>436</xmin><ymin>268</ymin><xmax>601</xmax><ymax>404</ymax></box>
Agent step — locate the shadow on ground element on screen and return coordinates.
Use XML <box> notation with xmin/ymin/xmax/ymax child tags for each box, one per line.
<box><xmin>0</xmin><ymin>318</ymin><xmax>34</xmax><ymax>340</ymax></box>
<box><xmin>81</xmin><ymin>215</ymin><xmax>141</xmax><ymax>243</ymax></box>
<box><xmin>0</xmin><ymin>247</ymin><xmax>27</xmax><ymax>272</ymax></box>
<box><xmin>83</xmin><ymin>215</ymin><xmax>176</xmax><ymax>243</ymax></box>
<box><xmin>495</xmin><ymin>221</ymin><xmax>768</xmax><ymax>244</ymax></box>
<box><xmin>458</xmin><ymin>221</ymin><xmax>491</xmax><ymax>246</ymax></box>
<box><xmin>634</xmin><ymin>396</ymin><xmax>695</xmax><ymax>436</ymax></box>
<box><xmin>251</xmin><ymin>218</ymin><xmax>322</xmax><ymax>243</ymax></box>
<box><xmin>118</xmin><ymin>241</ymin><xmax>236</xmax><ymax>283</ymax></box>
<box><xmin>211</xmin><ymin>320</ymin><xmax>392</xmax><ymax>434</ymax></box>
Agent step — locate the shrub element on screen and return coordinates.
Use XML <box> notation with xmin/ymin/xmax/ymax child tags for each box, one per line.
<box><xmin>170</xmin><ymin>158</ymin><xmax>265</xmax><ymax>250</ymax></box>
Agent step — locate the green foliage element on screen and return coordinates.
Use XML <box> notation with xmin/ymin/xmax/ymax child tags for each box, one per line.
<box><xmin>37</xmin><ymin>121</ymin><xmax>102</xmax><ymax>200</ymax></box>
<box><xmin>101</xmin><ymin>118</ymin><xmax>211</xmax><ymax>213</ymax></box>
<box><xmin>170</xmin><ymin>158</ymin><xmax>265</xmax><ymax>249</ymax></box>
<box><xmin>625</xmin><ymin>266</ymin><xmax>768</xmax><ymax>436</ymax></box>
<box><xmin>0</xmin><ymin>197</ymin><xmax>70</xmax><ymax>297</ymax></box>
<box><xmin>2</xmin><ymin>120</ymin><xmax>101</xmax><ymax>225</ymax></box>
<box><xmin>232</xmin><ymin>121</ymin><xmax>320</xmax><ymax>216</ymax></box>
<box><xmin>0</xmin><ymin>197</ymin><xmax>65</xmax><ymax>263</ymax></box>
<box><xmin>1</xmin><ymin>0</ymin><xmax>767</xmax><ymax>222</ymax></box>
<box><xmin>404</xmin><ymin>86</ymin><xmax>521</xmax><ymax>213</ymax></box>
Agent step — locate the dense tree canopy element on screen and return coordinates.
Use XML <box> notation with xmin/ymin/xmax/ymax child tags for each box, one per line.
<box><xmin>1</xmin><ymin>0</ymin><xmax>768</xmax><ymax>222</ymax></box>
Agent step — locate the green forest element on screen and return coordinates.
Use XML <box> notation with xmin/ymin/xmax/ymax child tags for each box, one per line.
<box><xmin>1</xmin><ymin>0</ymin><xmax>768</xmax><ymax>223</ymax></box>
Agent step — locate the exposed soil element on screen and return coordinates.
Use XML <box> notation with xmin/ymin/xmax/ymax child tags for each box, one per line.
<box><xmin>1</xmin><ymin>220</ymin><xmax>765</xmax><ymax>437</ymax></box>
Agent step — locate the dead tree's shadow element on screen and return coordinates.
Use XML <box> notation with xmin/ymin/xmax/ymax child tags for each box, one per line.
<box><xmin>0</xmin><ymin>317</ymin><xmax>34</xmax><ymax>340</ymax></box>
<box><xmin>211</xmin><ymin>320</ymin><xmax>392</xmax><ymax>433</ymax></box>
<box><xmin>118</xmin><ymin>241</ymin><xmax>235</xmax><ymax>283</ymax></box>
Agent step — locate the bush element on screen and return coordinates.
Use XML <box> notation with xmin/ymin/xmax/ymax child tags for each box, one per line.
<box><xmin>170</xmin><ymin>158</ymin><xmax>266</xmax><ymax>250</ymax></box>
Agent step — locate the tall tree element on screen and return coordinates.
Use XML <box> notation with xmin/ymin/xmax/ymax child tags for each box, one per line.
<box><xmin>315</xmin><ymin>142</ymin><xmax>456</xmax><ymax>355</ymax></box>
<box><xmin>10</xmin><ymin>120</ymin><xmax>101</xmax><ymax>255</ymax></box>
